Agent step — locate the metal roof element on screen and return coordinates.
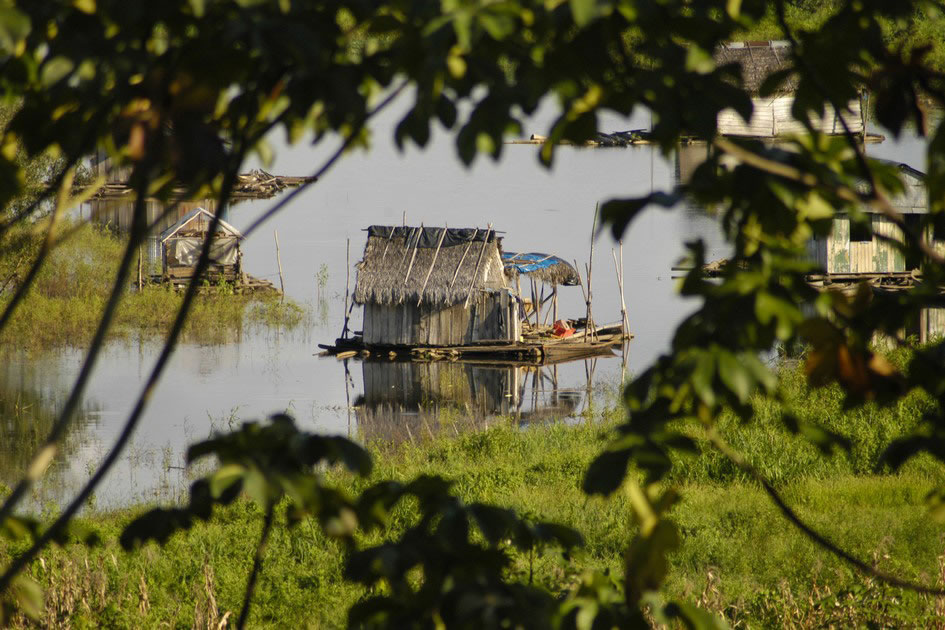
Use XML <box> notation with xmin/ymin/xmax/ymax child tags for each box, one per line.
<box><xmin>160</xmin><ymin>207</ymin><xmax>243</xmax><ymax>243</ymax></box>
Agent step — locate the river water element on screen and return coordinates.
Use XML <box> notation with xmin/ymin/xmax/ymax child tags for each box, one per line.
<box><xmin>0</xmin><ymin>96</ymin><xmax>930</xmax><ymax>510</ymax></box>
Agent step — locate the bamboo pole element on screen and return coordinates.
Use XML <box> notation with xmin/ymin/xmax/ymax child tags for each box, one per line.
<box><xmin>584</xmin><ymin>204</ymin><xmax>598</xmax><ymax>342</ymax></box>
<box><xmin>418</xmin><ymin>226</ymin><xmax>448</xmax><ymax>306</ymax></box>
<box><xmin>552</xmin><ymin>285</ymin><xmax>558</xmax><ymax>323</ymax></box>
<box><xmin>403</xmin><ymin>224</ymin><xmax>423</xmax><ymax>284</ymax></box>
<box><xmin>274</xmin><ymin>230</ymin><xmax>285</xmax><ymax>301</ymax></box>
<box><xmin>342</xmin><ymin>237</ymin><xmax>350</xmax><ymax>338</ymax></box>
<box><xmin>612</xmin><ymin>247</ymin><xmax>629</xmax><ymax>337</ymax></box>
<box><xmin>401</xmin><ymin>226</ymin><xmax>417</xmax><ymax>264</ymax></box>
<box><xmin>464</xmin><ymin>223</ymin><xmax>492</xmax><ymax>308</ymax></box>
<box><xmin>449</xmin><ymin>228</ymin><xmax>478</xmax><ymax>289</ymax></box>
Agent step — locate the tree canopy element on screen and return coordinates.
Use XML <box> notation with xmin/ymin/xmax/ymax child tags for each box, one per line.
<box><xmin>2</xmin><ymin>0</ymin><xmax>945</xmax><ymax>627</ymax></box>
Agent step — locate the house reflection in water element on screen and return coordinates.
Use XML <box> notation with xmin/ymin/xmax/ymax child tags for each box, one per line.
<box><xmin>353</xmin><ymin>360</ymin><xmax>589</xmax><ymax>443</ymax></box>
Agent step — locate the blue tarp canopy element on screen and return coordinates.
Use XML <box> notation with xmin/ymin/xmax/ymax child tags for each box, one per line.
<box><xmin>502</xmin><ymin>252</ymin><xmax>581</xmax><ymax>286</ymax></box>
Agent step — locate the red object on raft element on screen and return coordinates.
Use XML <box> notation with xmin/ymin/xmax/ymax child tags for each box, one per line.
<box><xmin>552</xmin><ymin>320</ymin><xmax>575</xmax><ymax>338</ymax></box>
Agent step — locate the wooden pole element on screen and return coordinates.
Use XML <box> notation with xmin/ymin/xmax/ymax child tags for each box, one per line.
<box><xmin>274</xmin><ymin>230</ymin><xmax>285</xmax><ymax>301</ymax></box>
<box><xmin>552</xmin><ymin>285</ymin><xmax>558</xmax><ymax>323</ymax></box>
<box><xmin>449</xmin><ymin>228</ymin><xmax>478</xmax><ymax>289</ymax></box>
<box><xmin>342</xmin><ymin>237</ymin><xmax>350</xmax><ymax>338</ymax></box>
<box><xmin>464</xmin><ymin>223</ymin><xmax>492</xmax><ymax>308</ymax></box>
<box><xmin>403</xmin><ymin>224</ymin><xmax>423</xmax><ymax>284</ymax></box>
<box><xmin>530</xmin><ymin>279</ymin><xmax>538</xmax><ymax>328</ymax></box>
<box><xmin>418</xmin><ymin>226</ymin><xmax>448</xmax><ymax>306</ymax></box>
<box><xmin>401</xmin><ymin>226</ymin><xmax>417</xmax><ymax>264</ymax></box>
<box><xmin>584</xmin><ymin>204</ymin><xmax>598</xmax><ymax>342</ymax></box>
<box><xmin>612</xmin><ymin>248</ymin><xmax>629</xmax><ymax>337</ymax></box>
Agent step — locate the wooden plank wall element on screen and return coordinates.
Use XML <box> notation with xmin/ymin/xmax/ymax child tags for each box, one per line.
<box><xmin>921</xmin><ymin>308</ymin><xmax>945</xmax><ymax>343</ymax></box>
<box><xmin>363</xmin><ymin>289</ymin><xmax>518</xmax><ymax>346</ymax></box>
<box><xmin>718</xmin><ymin>96</ymin><xmax>863</xmax><ymax>137</ymax></box>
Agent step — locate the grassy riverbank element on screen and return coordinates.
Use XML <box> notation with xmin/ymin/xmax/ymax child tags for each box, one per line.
<box><xmin>3</xmin><ymin>362</ymin><xmax>945</xmax><ymax>628</ymax></box>
<box><xmin>0</xmin><ymin>221</ymin><xmax>306</xmax><ymax>352</ymax></box>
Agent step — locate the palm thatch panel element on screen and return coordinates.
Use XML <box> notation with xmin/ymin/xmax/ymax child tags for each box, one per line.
<box><xmin>714</xmin><ymin>41</ymin><xmax>795</xmax><ymax>94</ymax></box>
<box><xmin>354</xmin><ymin>226</ymin><xmax>507</xmax><ymax>307</ymax></box>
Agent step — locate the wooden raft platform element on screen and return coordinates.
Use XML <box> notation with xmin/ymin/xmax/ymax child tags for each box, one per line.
<box><xmin>319</xmin><ymin>324</ymin><xmax>632</xmax><ymax>366</ymax></box>
<box><xmin>149</xmin><ymin>271</ymin><xmax>280</xmax><ymax>295</ymax></box>
<box><xmin>509</xmin><ymin>132</ymin><xmax>886</xmax><ymax>147</ymax></box>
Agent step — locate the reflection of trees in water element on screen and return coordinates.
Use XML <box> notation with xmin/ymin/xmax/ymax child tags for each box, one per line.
<box><xmin>0</xmin><ymin>359</ymin><xmax>100</xmax><ymax>505</ymax></box>
<box><xmin>353</xmin><ymin>360</ymin><xmax>587</xmax><ymax>444</ymax></box>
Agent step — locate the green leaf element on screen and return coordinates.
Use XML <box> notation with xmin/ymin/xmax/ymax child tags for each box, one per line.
<box><xmin>0</xmin><ymin>8</ymin><xmax>30</xmax><ymax>54</ymax></box>
<box><xmin>188</xmin><ymin>0</ymin><xmax>205</xmax><ymax>17</ymax></box>
<box><xmin>570</xmin><ymin>0</ymin><xmax>596</xmax><ymax>27</ymax></box>
<box><xmin>690</xmin><ymin>353</ymin><xmax>716</xmax><ymax>407</ymax></box>
<box><xmin>41</xmin><ymin>57</ymin><xmax>75</xmax><ymax>87</ymax></box>
<box><xmin>600</xmin><ymin>191</ymin><xmax>681</xmax><ymax>240</ymax></box>
<box><xmin>11</xmin><ymin>576</ymin><xmax>43</xmax><ymax>620</ymax></box>
<box><xmin>717</xmin><ymin>350</ymin><xmax>751</xmax><ymax>403</ymax></box>
<box><xmin>209</xmin><ymin>463</ymin><xmax>244</xmax><ymax>499</ymax></box>
<box><xmin>583</xmin><ymin>449</ymin><xmax>631</xmax><ymax>496</ymax></box>
<box><xmin>243</xmin><ymin>466</ymin><xmax>270</xmax><ymax>507</ymax></box>
<box><xmin>685</xmin><ymin>46</ymin><xmax>715</xmax><ymax>75</ymax></box>
<box><xmin>663</xmin><ymin>601</ymin><xmax>730</xmax><ymax>630</ymax></box>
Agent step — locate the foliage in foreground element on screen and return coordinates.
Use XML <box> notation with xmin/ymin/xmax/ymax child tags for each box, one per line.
<box><xmin>2</xmin><ymin>389</ymin><xmax>945</xmax><ymax>627</ymax></box>
<box><xmin>3</xmin><ymin>0</ymin><xmax>945</xmax><ymax>627</ymax></box>
<box><xmin>0</xmin><ymin>221</ymin><xmax>305</xmax><ymax>352</ymax></box>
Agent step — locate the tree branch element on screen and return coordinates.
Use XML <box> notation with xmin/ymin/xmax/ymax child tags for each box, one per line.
<box><xmin>705</xmin><ymin>426</ymin><xmax>945</xmax><ymax>596</ymax></box>
<box><xmin>236</xmin><ymin>503</ymin><xmax>275</xmax><ymax>630</ymax></box>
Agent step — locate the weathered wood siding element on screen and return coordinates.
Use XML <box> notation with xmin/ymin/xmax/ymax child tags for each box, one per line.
<box><xmin>363</xmin><ymin>289</ymin><xmax>519</xmax><ymax>346</ymax></box>
<box><xmin>818</xmin><ymin>215</ymin><xmax>906</xmax><ymax>274</ymax></box>
<box><xmin>718</xmin><ymin>95</ymin><xmax>863</xmax><ymax>137</ymax></box>
<box><xmin>920</xmin><ymin>308</ymin><xmax>945</xmax><ymax>343</ymax></box>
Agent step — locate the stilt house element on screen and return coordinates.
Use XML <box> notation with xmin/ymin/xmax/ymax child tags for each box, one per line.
<box><xmin>354</xmin><ymin>226</ymin><xmax>521</xmax><ymax>346</ymax></box>
<box><xmin>714</xmin><ymin>41</ymin><xmax>865</xmax><ymax>138</ymax></box>
<box><xmin>159</xmin><ymin>207</ymin><xmax>243</xmax><ymax>281</ymax></box>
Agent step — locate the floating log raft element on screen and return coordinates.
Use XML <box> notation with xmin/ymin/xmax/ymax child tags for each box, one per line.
<box><xmin>509</xmin><ymin>131</ymin><xmax>885</xmax><ymax>148</ymax></box>
<box><xmin>149</xmin><ymin>270</ymin><xmax>280</xmax><ymax>295</ymax></box>
<box><xmin>318</xmin><ymin>323</ymin><xmax>632</xmax><ymax>366</ymax></box>
<box><xmin>86</xmin><ymin>169</ymin><xmax>316</xmax><ymax>200</ymax></box>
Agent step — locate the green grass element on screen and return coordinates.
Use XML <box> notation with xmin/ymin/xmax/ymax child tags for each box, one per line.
<box><xmin>0</xmin><ymin>220</ymin><xmax>307</xmax><ymax>352</ymax></box>
<box><xmin>3</xmin><ymin>368</ymin><xmax>945</xmax><ymax>628</ymax></box>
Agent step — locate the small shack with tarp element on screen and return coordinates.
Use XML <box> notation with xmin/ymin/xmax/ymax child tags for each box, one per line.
<box><xmin>502</xmin><ymin>252</ymin><xmax>581</xmax><ymax>324</ymax></box>
<box><xmin>354</xmin><ymin>225</ymin><xmax>521</xmax><ymax>346</ymax></box>
<box><xmin>159</xmin><ymin>207</ymin><xmax>243</xmax><ymax>282</ymax></box>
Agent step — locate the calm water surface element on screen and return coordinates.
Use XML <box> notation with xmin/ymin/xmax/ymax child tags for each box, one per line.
<box><xmin>0</xmin><ymin>98</ymin><xmax>929</xmax><ymax>509</ymax></box>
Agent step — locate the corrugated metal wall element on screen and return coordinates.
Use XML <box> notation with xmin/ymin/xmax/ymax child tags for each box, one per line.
<box><xmin>822</xmin><ymin>215</ymin><xmax>906</xmax><ymax>274</ymax></box>
<box><xmin>718</xmin><ymin>96</ymin><xmax>863</xmax><ymax>137</ymax></box>
<box><xmin>363</xmin><ymin>289</ymin><xmax>519</xmax><ymax>346</ymax></box>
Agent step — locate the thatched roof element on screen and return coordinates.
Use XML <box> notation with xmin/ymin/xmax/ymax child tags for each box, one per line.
<box><xmin>502</xmin><ymin>252</ymin><xmax>581</xmax><ymax>286</ymax></box>
<box><xmin>354</xmin><ymin>226</ymin><xmax>507</xmax><ymax>307</ymax></box>
<box><xmin>714</xmin><ymin>41</ymin><xmax>796</xmax><ymax>95</ymax></box>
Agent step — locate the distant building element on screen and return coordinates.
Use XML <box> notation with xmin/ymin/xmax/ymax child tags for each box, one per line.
<box><xmin>714</xmin><ymin>41</ymin><xmax>865</xmax><ymax>138</ymax></box>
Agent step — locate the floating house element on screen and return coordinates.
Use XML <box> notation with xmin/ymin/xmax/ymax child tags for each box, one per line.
<box><xmin>714</xmin><ymin>41</ymin><xmax>865</xmax><ymax>138</ymax></box>
<box><xmin>159</xmin><ymin>207</ymin><xmax>243</xmax><ymax>282</ymax></box>
<box><xmin>354</xmin><ymin>226</ymin><xmax>521</xmax><ymax>346</ymax></box>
